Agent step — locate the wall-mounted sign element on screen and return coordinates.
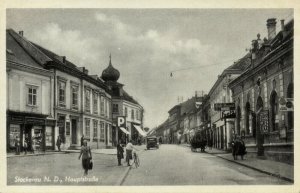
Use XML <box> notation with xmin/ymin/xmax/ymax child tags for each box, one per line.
<box><xmin>279</xmin><ymin>97</ymin><xmax>293</xmax><ymax>111</ymax></box>
<box><xmin>214</xmin><ymin>103</ymin><xmax>235</xmax><ymax>111</ymax></box>
<box><xmin>259</xmin><ymin>110</ymin><xmax>269</xmax><ymax>133</ymax></box>
<box><xmin>221</xmin><ymin>110</ymin><xmax>236</xmax><ymax>119</ymax></box>
<box><xmin>117</xmin><ymin>116</ymin><xmax>126</xmax><ymax>128</ymax></box>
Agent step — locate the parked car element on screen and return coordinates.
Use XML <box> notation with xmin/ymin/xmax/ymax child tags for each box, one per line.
<box><xmin>146</xmin><ymin>137</ymin><xmax>159</xmax><ymax>150</ymax></box>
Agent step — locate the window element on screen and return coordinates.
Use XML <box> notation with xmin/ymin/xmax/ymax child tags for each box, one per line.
<box><xmin>100</xmin><ymin>122</ymin><xmax>105</xmax><ymax>142</ymax></box>
<box><xmin>100</xmin><ymin>96</ymin><xmax>104</xmax><ymax>115</ymax></box>
<box><xmin>125</xmin><ymin>107</ymin><xmax>128</xmax><ymax>117</ymax></box>
<box><xmin>71</xmin><ymin>85</ymin><xmax>78</xmax><ymax>109</ymax></box>
<box><xmin>270</xmin><ymin>91</ymin><xmax>279</xmax><ymax>131</ymax></box>
<box><xmin>85</xmin><ymin>89</ymin><xmax>91</xmax><ymax>113</ymax></box>
<box><xmin>287</xmin><ymin>83</ymin><xmax>294</xmax><ymax>130</ymax></box>
<box><xmin>236</xmin><ymin>106</ymin><xmax>241</xmax><ymax>135</ymax></box>
<box><xmin>245</xmin><ymin>102</ymin><xmax>251</xmax><ymax>135</ymax></box>
<box><xmin>113</xmin><ymin>104</ymin><xmax>119</xmax><ymax>113</ymax></box>
<box><xmin>131</xmin><ymin>109</ymin><xmax>134</xmax><ymax>119</ymax></box>
<box><xmin>93</xmin><ymin>92</ymin><xmax>98</xmax><ymax>114</ymax></box>
<box><xmin>136</xmin><ymin>110</ymin><xmax>139</xmax><ymax>120</ymax></box>
<box><xmin>27</xmin><ymin>86</ymin><xmax>37</xmax><ymax>106</ymax></box>
<box><xmin>58</xmin><ymin>81</ymin><xmax>66</xmax><ymax>107</ymax></box>
<box><xmin>85</xmin><ymin>119</ymin><xmax>90</xmax><ymax>138</ymax></box>
<box><xmin>93</xmin><ymin>120</ymin><xmax>98</xmax><ymax>141</ymax></box>
<box><xmin>104</xmin><ymin>98</ymin><xmax>108</xmax><ymax>116</ymax></box>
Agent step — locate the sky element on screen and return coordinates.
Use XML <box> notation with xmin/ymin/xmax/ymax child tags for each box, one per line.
<box><xmin>6</xmin><ymin>9</ymin><xmax>293</xmax><ymax>129</ymax></box>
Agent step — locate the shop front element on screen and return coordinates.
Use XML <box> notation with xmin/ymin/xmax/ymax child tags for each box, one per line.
<box><xmin>7</xmin><ymin>111</ymin><xmax>56</xmax><ymax>152</ymax></box>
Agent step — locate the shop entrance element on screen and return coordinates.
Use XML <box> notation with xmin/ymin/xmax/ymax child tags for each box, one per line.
<box><xmin>24</xmin><ymin>125</ymin><xmax>44</xmax><ymax>152</ymax></box>
<box><xmin>71</xmin><ymin>119</ymin><xmax>77</xmax><ymax>144</ymax></box>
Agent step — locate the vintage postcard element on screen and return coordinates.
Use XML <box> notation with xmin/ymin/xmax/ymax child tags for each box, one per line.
<box><xmin>0</xmin><ymin>1</ymin><xmax>299</xmax><ymax>193</ymax></box>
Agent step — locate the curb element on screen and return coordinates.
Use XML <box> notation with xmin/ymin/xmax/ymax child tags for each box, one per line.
<box><xmin>208</xmin><ymin>152</ymin><xmax>294</xmax><ymax>183</ymax></box>
<box><xmin>7</xmin><ymin>151</ymin><xmax>67</xmax><ymax>158</ymax></box>
<box><xmin>117</xmin><ymin>148</ymin><xmax>147</xmax><ymax>185</ymax></box>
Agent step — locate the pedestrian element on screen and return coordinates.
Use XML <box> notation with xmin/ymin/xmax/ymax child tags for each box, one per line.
<box><xmin>15</xmin><ymin>136</ymin><xmax>20</xmax><ymax>155</ymax></box>
<box><xmin>80</xmin><ymin>135</ymin><xmax>85</xmax><ymax>147</ymax></box>
<box><xmin>117</xmin><ymin>142</ymin><xmax>124</xmax><ymax>166</ymax></box>
<box><xmin>125</xmin><ymin>140</ymin><xmax>137</xmax><ymax>166</ymax></box>
<box><xmin>56</xmin><ymin>135</ymin><xmax>62</xmax><ymax>152</ymax></box>
<box><xmin>78</xmin><ymin>140</ymin><xmax>92</xmax><ymax>176</ymax></box>
<box><xmin>23</xmin><ymin>138</ymin><xmax>28</xmax><ymax>155</ymax></box>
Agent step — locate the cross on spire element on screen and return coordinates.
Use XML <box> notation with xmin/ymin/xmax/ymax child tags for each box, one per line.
<box><xmin>109</xmin><ymin>53</ymin><xmax>112</xmax><ymax>66</ymax></box>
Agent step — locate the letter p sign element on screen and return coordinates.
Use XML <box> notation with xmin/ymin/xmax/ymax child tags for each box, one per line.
<box><xmin>117</xmin><ymin>116</ymin><xmax>126</xmax><ymax>128</ymax></box>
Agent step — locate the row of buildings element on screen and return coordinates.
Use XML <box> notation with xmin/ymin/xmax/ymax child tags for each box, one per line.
<box><xmin>152</xmin><ymin>18</ymin><xmax>294</xmax><ymax>164</ymax></box>
<box><xmin>6</xmin><ymin>29</ymin><xmax>144</xmax><ymax>152</ymax></box>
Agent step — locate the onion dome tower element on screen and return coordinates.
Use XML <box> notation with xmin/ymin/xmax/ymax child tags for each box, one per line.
<box><xmin>101</xmin><ymin>54</ymin><xmax>120</xmax><ymax>82</ymax></box>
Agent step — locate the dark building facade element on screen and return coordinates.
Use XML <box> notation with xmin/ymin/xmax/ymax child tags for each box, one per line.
<box><xmin>228</xmin><ymin>18</ymin><xmax>294</xmax><ymax>164</ymax></box>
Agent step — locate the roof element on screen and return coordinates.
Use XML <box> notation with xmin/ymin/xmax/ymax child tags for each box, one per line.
<box><xmin>6</xmin><ymin>29</ymin><xmax>50</xmax><ymax>69</ymax></box>
<box><xmin>122</xmin><ymin>90</ymin><xmax>141</xmax><ymax>106</ymax></box>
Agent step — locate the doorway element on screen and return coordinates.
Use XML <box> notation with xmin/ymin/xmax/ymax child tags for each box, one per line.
<box><xmin>256</xmin><ymin>96</ymin><xmax>264</xmax><ymax>156</ymax></box>
<box><xmin>71</xmin><ymin>119</ymin><xmax>77</xmax><ymax>144</ymax></box>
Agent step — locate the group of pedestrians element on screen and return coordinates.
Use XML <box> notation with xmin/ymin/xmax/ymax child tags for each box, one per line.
<box><xmin>14</xmin><ymin>136</ymin><xmax>35</xmax><ymax>155</ymax></box>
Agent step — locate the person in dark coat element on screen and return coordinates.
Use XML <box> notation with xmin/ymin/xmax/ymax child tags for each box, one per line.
<box><xmin>117</xmin><ymin>143</ymin><xmax>124</xmax><ymax>166</ymax></box>
<box><xmin>80</xmin><ymin>135</ymin><xmax>85</xmax><ymax>147</ymax></box>
<box><xmin>78</xmin><ymin>140</ymin><xmax>92</xmax><ymax>176</ymax></box>
<box><xmin>56</xmin><ymin>136</ymin><xmax>62</xmax><ymax>152</ymax></box>
<box><xmin>15</xmin><ymin>136</ymin><xmax>20</xmax><ymax>155</ymax></box>
<box><xmin>231</xmin><ymin>137</ymin><xmax>246</xmax><ymax>160</ymax></box>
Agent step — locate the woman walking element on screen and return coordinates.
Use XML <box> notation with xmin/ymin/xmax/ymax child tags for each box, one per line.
<box><xmin>117</xmin><ymin>143</ymin><xmax>124</xmax><ymax>166</ymax></box>
<box><xmin>78</xmin><ymin>140</ymin><xmax>92</xmax><ymax>176</ymax></box>
<box><xmin>125</xmin><ymin>140</ymin><xmax>137</xmax><ymax>166</ymax></box>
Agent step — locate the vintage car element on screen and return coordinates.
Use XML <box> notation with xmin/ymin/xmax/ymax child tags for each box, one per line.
<box><xmin>146</xmin><ymin>137</ymin><xmax>159</xmax><ymax>150</ymax></box>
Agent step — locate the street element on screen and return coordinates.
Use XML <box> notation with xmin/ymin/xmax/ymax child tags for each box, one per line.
<box><xmin>123</xmin><ymin>144</ymin><xmax>290</xmax><ymax>185</ymax></box>
<box><xmin>7</xmin><ymin>144</ymin><xmax>290</xmax><ymax>185</ymax></box>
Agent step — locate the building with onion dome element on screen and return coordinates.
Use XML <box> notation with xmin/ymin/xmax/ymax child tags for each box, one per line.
<box><xmin>101</xmin><ymin>55</ymin><xmax>145</xmax><ymax>146</ymax></box>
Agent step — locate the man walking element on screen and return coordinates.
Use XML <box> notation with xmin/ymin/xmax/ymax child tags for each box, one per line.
<box><xmin>56</xmin><ymin>135</ymin><xmax>62</xmax><ymax>152</ymax></box>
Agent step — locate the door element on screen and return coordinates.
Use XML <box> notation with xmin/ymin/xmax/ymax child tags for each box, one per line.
<box><xmin>256</xmin><ymin>96</ymin><xmax>264</xmax><ymax>156</ymax></box>
<box><xmin>71</xmin><ymin>119</ymin><xmax>77</xmax><ymax>144</ymax></box>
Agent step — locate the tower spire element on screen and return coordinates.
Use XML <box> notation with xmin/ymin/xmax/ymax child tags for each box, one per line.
<box><xmin>109</xmin><ymin>53</ymin><xmax>112</xmax><ymax>66</ymax></box>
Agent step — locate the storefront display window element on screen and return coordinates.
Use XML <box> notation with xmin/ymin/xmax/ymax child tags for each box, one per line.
<box><xmin>45</xmin><ymin>126</ymin><xmax>53</xmax><ymax>147</ymax></box>
<box><xmin>32</xmin><ymin>126</ymin><xmax>43</xmax><ymax>151</ymax></box>
<box><xmin>9</xmin><ymin>124</ymin><xmax>20</xmax><ymax>148</ymax></box>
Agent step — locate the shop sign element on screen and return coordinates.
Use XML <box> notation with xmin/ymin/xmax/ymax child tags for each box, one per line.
<box><xmin>221</xmin><ymin>110</ymin><xmax>236</xmax><ymax>119</ymax></box>
<box><xmin>117</xmin><ymin>116</ymin><xmax>126</xmax><ymax>128</ymax></box>
<box><xmin>10</xmin><ymin>116</ymin><xmax>24</xmax><ymax>124</ymax></box>
<box><xmin>259</xmin><ymin>110</ymin><xmax>269</xmax><ymax>133</ymax></box>
<box><xmin>279</xmin><ymin>97</ymin><xmax>293</xmax><ymax>111</ymax></box>
<box><xmin>46</xmin><ymin>119</ymin><xmax>56</xmax><ymax>126</ymax></box>
<box><xmin>26</xmin><ymin>118</ymin><xmax>45</xmax><ymax>125</ymax></box>
<box><xmin>214</xmin><ymin>103</ymin><xmax>235</xmax><ymax>111</ymax></box>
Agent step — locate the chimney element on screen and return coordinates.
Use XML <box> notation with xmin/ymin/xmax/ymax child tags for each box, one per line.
<box><xmin>84</xmin><ymin>68</ymin><xmax>89</xmax><ymax>75</ymax></box>
<box><xmin>19</xmin><ymin>31</ymin><xmax>24</xmax><ymax>36</ymax></box>
<box><xmin>280</xmin><ymin>19</ymin><xmax>285</xmax><ymax>31</ymax></box>
<box><xmin>267</xmin><ymin>18</ymin><xmax>277</xmax><ymax>40</ymax></box>
<box><xmin>62</xmin><ymin>56</ymin><xmax>66</xmax><ymax>63</ymax></box>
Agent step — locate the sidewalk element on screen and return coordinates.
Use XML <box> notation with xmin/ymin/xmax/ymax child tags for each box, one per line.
<box><xmin>179</xmin><ymin>144</ymin><xmax>293</xmax><ymax>182</ymax></box>
<box><xmin>7</xmin><ymin>151</ymin><xmax>66</xmax><ymax>158</ymax></box>
<box><xmin>206</xmin><ymin>147</ymin><xmax>294</xmax><ymax>182</ymax></box>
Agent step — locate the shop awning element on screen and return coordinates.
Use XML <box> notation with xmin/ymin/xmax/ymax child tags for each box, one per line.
<box><xmin>133</xmin><ymin>125</ymin><xmax>147</xmax><ymax>137</ymax></box>
<box><xmin>119</xmin><ymin>127</ymin><xmax>130</xmax><ymax>135</ymax></box>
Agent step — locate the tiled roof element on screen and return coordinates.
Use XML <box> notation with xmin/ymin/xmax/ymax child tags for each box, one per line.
<box><xmin>6</xmin><ymin>29</ymin><xmax>51</xmax><ymax>68</ymax></box>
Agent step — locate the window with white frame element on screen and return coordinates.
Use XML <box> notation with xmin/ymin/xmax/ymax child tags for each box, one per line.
<box><xmin>125</xmin><ymin>107</ymin><xmax>128</xmax><ymax>117</ymax></box>
<box><xmin>93</xmin><ymin>92</ymin><xmax>98</xmax><ymax>114</ymax></box>
<box><xmin>136</xmin><ymin>109</ymin><xmax>139</xmax><ymax>120</ymax></box>
<box><xmin>100</xmin><ymin>121</ymin><xmax>105</xmax><ymax>142</ymax></box>
<box><xmin>71</xmin><ymin>85</ymin><xmax>79</xmax><ymax>109</ymax></box>
<box><xmin>58</xmin><ymin>81</ymin><xmax>66</xmax><ymax>107</ymax></box>
<box><xmin>131</xmin><ymin>109</ymin><xmax>134</xmax><ymax>119</ymax></box>
<box><xmin>104</xmin><ymin>98</ymin><xmax>108</xmax><ymax>116</ymax></box>
<box><xmin>27</xmin><ymin>85</ymin><xmax>37</xmax><ymax>106</ymax></box>
<box><xmin>113</xmin><ymin>104</ymin><xmax>119</xmax><ymax>113</ymax></box>
<box><xmin>85</xmin><ymin>119</ymin><xmax>90</xmax><ymax>138</ymax></box>
<box><xmin>93</xmin><ymin>120</ymin><xmax>98</xmax><ymax>141</ymax></box>
<box><xmin>85</xmin><ymin>88</ymin><xmax>91</xmax><ymax>113</ymax></box>
<box><xmin>100</xmin><ymin>96</ymin><xmax>104</xmax><ymax>115</ymax></box>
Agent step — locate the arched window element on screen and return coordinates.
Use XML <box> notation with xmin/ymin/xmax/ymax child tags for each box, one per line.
<box><xmin>270</xmin><ymin>91</ymin><xmax>279</xmax><ymax>131</ymax></box>
<box><xmin>287</xmin><ymin>83</ymin><xmax>294</xmax><ymax>130</ymax></box>
<box><xmin>245</xmin><ymin>102</ymin><xmax>251</xmax><ymax>135</ymax></box>
<box><xmin>236</xmin><ymin>106</ymin><xmax>241</xmax><ymax>135</ymax></box>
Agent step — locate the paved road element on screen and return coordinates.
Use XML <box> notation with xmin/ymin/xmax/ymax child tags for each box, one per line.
<box><xmin>7</xmin><ymin>152</ymin><xmax>129</xmax><ymax>185</ymax></box>
<box><xmin>122</xmin><ymin>144</ymin><xmax>291</xmax><ymax>185</ymax></box>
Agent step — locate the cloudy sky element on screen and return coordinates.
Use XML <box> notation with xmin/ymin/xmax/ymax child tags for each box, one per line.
<box><xmin>6</xmin><ymin>9</ymin><xmax>293</xmax><ymax>129</ymax></box>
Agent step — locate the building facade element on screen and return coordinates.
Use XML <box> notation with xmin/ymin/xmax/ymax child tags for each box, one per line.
<box><xmin>101</xmin><ymin>56</ymin><xmax>144</xmax><ymax>145</ymax></box>
<box><xmin>209</xmin><ymin>55</ymin><xmax>250</xmax><ymax>150</ymax></box>
<box><xmin>228</xmin><ymin>18</ymin><xmax>294</xmax><ymax>164</ymax></box>
<box><xmin>6</xmin><ymin>29</ymin><xmax>56</xmax><ymax>152</ymax></box>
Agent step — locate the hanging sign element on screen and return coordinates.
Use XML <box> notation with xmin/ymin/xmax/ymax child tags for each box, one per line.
<box><xmin>214</xmin><ymin>103</ymin><xmax>235</xmax><ymax>111</ymax></box>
